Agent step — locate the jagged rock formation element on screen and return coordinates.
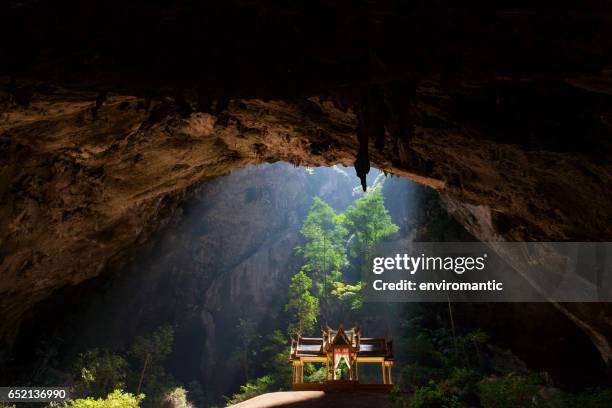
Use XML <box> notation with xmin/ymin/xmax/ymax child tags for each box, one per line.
<box><xmin>1</xmin><ymin>0</ymin><xmax>612</xmax><ymax>376</ymax></box>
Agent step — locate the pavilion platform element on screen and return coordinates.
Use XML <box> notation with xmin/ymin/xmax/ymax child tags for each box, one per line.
<box><xmin>292</xmin><ymin>380</ymin><xmax>393</xmax><ymax>393</ymax></box>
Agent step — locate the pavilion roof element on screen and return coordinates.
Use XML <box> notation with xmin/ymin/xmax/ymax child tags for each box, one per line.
<box><xmin>290</xmin><ymin>326</ymin><xmax>393</xmax><ymax>360</ymax></box>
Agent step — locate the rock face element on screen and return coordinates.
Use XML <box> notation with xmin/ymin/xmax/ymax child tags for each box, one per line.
<box><xmin>8</xmin><ymin>163</ymin><xmax>360</xmax><ymax>395</ymax></box>
<box><xmin>1</xmin><ymin>0</ymin><xmax>612</xmax><ymax>378</ymax></box>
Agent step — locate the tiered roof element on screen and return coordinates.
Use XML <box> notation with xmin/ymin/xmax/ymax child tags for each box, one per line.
<box><xmin>290</xmin><ymin>326</ymin><xmax>393</xmax><ymax>360</ymax></box>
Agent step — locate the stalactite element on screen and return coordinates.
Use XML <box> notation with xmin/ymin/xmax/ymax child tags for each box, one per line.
<box><xmin>354</xmin><ymin>85</ymin><xmax>387</xmax><ymax>191</ymax></box>
<box><xmin>355</xmin><ymin>106</ymin><xmax>371</xmax><ymax>192</ymax></box>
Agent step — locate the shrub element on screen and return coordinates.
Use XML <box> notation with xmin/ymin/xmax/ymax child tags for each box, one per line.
<box><xmin>401</xmin><ymin>364</ymin><xmax>447</xmax><ymax>391</ymax></box>
<box><xmin>558</xmin><ymin>388</ymin><xmax>612</xmax><ymax>408</ymax></box>
<box><xmin>62</xmin><ymin>389</ymin><xmax>144</xmax><ymax>408</ymax></box>
<box><xmin>478</xmin><ymin>373</ymin><xmax>544</xmax><ymax>408</ymax></box>
<box><xmin>160</xmin><ymin>387</ymin><xmax>193</xmax><ymax>408</ymax></box>
<box><xmin>402</xmin><ymin>333</ymin><xmax>446</xmax><ymax>368</ymax></box>
<box><xmin>409</xmin><ymin>381</ymin><xmax>463</xmax><ymax>408</ymax></box>
<box><xmin>226</xmin><ymin>375</ymin><xmax>273</xmax><ymax>405</ymax></box>
<box><xmin>447</xmin><ymin>367</ymin><xmax>480</xmax><ymax>401</ymax></box>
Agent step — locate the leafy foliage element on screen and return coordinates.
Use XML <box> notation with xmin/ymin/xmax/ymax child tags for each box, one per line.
<box><xmin>296</xmin><ymin>193</ymin><xmax>399</xmax><ymax>323</ymax></box>
<box><xmin>183</xmin><ymin>381</ymin><xmax>206</xmax><ymax>408</ymax></box>
<box><xmin>61</xmin><ymin>389</ymin><xmax>144</xmax><ymax>408</ymax></box>
<box><xmin>332</xmin><ymin>190</ymin><xmax>399</xmax><ymax>315</ymax></box>
<box><xmin>130</xmin><ymin>326</ymin><xmax>174</xmax><ymax>370</ymax></box>
<box><xmin>45</xmin><ymin>326</ymin><xmax>189</xmax><ymax>407</ymax></box>
<box><xmin>557</xmin><ymin>388</ymin><xmax>612</xmax><ymax>408</ymax></box>
<box><xmin>297</xmin><ymin>197</ymin><xmax>348</xmax><ymax>299</ymax></box>
<box><xmin>330</xmin><ymin>281</ymin><xmax>364</xmax><ymax>311</ymax></box>
<box><xmin>230</xmin><ymin>318</ymin><xmax>258</xmax><ymax>381</ymax></box>
<box><xmin>478</xmin><ymin>373</ymin><xmax>544</xmax><ymax>408</ymax></box>
<box><xmin>160</xmin><ymin>387</ymin><xmax>193</xmax><ymax>408</ymax></box>
<box><xmin>260</xmin><ymin>330</ymin><xmax>293</xmax><ymax>390</ymax></box>
<box><xmin>304</xmin><ymin>365</ymin><xmax>327</xmax><ymax>383</ymax></box>
<box><xmin>341</xmin><ymin>189</ymin><xmax>399</xmax><ymax>260</ymax></box>
<box><xmin>394</xmin><ymin>318</ymin><xmax>531</xmax><ymax>408</ymax></box>
<box><xmin>226</xmin><ymin>376</ymin><xmax>274</xmax><ymax>405</ymax></box>
<box><xmin>409</xmin><ymin>381</ymin><xmax>463</xmax><ymax>408</ymax></box>
<box><xmin>128</xmin><ymin>326</ymin><xmax>175</xmax><ymax>407</ymax></box>
<box><xmin>73</xmin><ymin>349</ymin><xmax>128</xmax><ymax>399</ymax></box>
<box><xmin>285</xmin><ymin>271</ymin><xmax>319</xmax><ymax>337</ymax></box>
<box><xmin>223</xmin><ymin>330</ymin><xmax>293</xmax><ymax>404</ymax></box>
<box><xmin>391</xmin><ymin>317</ymin><xmax>610</xmax><ymax>408</ymax></box>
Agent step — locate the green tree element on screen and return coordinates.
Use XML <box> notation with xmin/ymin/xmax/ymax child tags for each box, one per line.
<box><xmin>285</xmin><ymin>272</ymin><xmax>319</xmax><ymax>337</ymax></box>
<box><xmin>260</xmin><ymin>330</ymin><xmax>293</xmax><ymax>389</ymax></box>
<box><xmin>342</xmin><ymin>189</ymin><xmax>399</xmax><ymax>261</ymax></box>
<box><xmin>336</xmin><ymin>189</ymin><xmax>398</xmax><ymax>312</ymax></box>
<box><xmin>230</xmin><ymin>318</ymin><xmax>258</xmax><ymax>382</ymax></box>
<box><xmin>226</xmin><ymin>330</ymin><xmax>292</xmax><ymax>405</ymax></box>
<box><xmin>297</xmin><ymin>197</ymin><xmax>348</xmax><ymax>318</ymax></box>
<box><xmin>73</xmin><ymin>349</ymin><xmax>128</xmax><ymax>399</ymax></box>
<box><xmin>129</xmin><ymin>326</ymin><xmax>175</xmax><ymax>406</ymax></box>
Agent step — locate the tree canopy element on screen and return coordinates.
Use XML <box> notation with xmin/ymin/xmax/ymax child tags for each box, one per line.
<box><xmin>297</xmin><ymin>197</ymin><xmax>348</xmax><ymax>300</ymax></box>
<box><xmin>341</xmin><ymin>189</ymin><xmax>399</xmax><ymax>259</ymax></box>
<box><xmin>285</xmin><ymin>271</ymin><xmax>319</xmax><ymax>337</ymax></box>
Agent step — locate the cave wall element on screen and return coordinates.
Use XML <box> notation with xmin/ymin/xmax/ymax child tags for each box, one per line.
<box><xmin>3</xmin><ymin>163</ymin><xmax>361</xmax><ymax>395</ymax></box>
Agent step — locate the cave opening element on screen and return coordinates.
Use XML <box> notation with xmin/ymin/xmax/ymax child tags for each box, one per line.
<box><xmin>3</xmin><ymin>163</ymin><xmax>414</xmax><ymax>399</ymax></box>
<box><xmin>1</xmin><ymin>162</ymin><xmax>608</xmax><ymax>407</ymax></box>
